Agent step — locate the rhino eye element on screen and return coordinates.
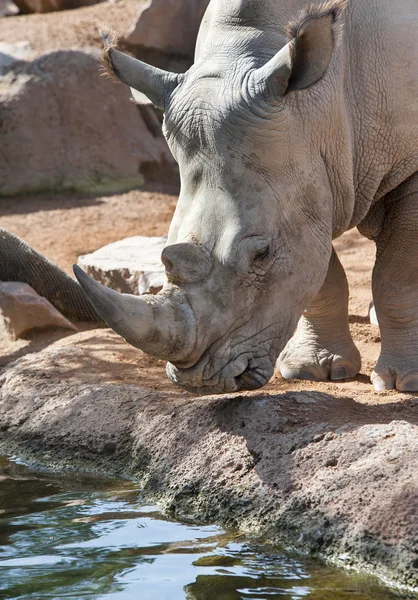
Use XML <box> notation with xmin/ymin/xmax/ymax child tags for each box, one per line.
<box><xmin>254</xmin><ymin>245</ymin><xmax>270</xmax><ymax>262</ymax></box>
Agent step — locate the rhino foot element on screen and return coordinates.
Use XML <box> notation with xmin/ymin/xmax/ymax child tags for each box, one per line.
<box><xmin>278</xmin><ymin>335</ymin><xmax>361</xmax><ymax>382</ymax></box>
<box><xmin>371</xmin><ymin>355</ymin><xmax>418</xmax><ymax>392</ymax></box>
<box><xmin>277</xmin><ymin>248</ymin><xmax>361</xmax><ymax>383</ymax></box>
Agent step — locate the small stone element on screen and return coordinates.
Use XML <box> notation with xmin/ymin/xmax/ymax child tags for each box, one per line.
<box><xmin>386</xmin><ymin>451</ymin><xmax>401</xmax><ymax>462</ymax></box>
<box><xmin>0</xmin><ymin>282</ymin><xmax>77</xmax><ymax>340</ymax></box>
<box><xmin>77</xmin><ymin>236</ymin><xmax>167</xmax><ymax>295</ymax></box>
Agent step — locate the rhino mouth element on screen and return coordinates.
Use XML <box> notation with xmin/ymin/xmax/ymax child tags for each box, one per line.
<box><xmin>234</xmin><ymin>363</ymin><xmax>272</xmax><ymax>390</ymax></box>
<box><xmin>166</xmin><ymin>354</ymin><xmax>275</xmax><ymax>396</ymax></box>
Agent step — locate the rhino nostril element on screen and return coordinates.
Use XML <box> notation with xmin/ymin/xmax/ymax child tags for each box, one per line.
<box><xmin>162</xmin><ymin>255</ymin><xmax>174</xmax><ymax>273</ymax></box>
<box><xmin>161</xmin><ymin>243</ymin><xmax>213</xmax><ymax>284</ymax></box>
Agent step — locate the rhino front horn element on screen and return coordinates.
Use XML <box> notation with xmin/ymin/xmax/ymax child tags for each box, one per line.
<box><xmin>73</xmin><ymin>265</ymin><xmax>196</xmax><ymax>362</ymax></box>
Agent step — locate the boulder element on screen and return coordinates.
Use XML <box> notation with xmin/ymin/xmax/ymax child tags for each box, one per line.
<box><xmin>12</xmin><ymin>0</ymin><xmax>103</xmax><ymax>14</ymax></box>
<box><xmin>0</xmin><ymin>282</ymin><xmax>76</xmax><ymax>340</ymax></box>
<box><xmin>77</xmin><ymin>236</ymin><xmax>167</xmax><ymax>295</ymax></box>
<box><xmin>0</xmin><ymin>329</ymin><xmax>417</xmax><ymax>590</ymax></box>
<box><xmin>124</xmin><ymin>0</ymin><xmax>210</xmax><ymax>57</ymax></box>
<box><xmin>0</xmin><ymin>48</ymin><xmax>175</xmax><ymax>196</ymax></box>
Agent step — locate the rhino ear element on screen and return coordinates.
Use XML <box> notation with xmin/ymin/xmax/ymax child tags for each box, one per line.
<box><xmin>249</xmin><ymin>1</ymin><xmax>345</xmax><ymax>102</ymax></box>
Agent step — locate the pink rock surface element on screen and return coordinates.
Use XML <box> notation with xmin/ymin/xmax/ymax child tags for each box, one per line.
<box><xmin>77</xmin><ymin>236</ymin><xmax>166</xmax><ymax>295</ymax></box>
<box><xmin>124</xmin><ymin>0</ymin><xmax>210</xmax><ymax>56</ymax></box>
<box><xmin>0</xmin><ymin>48</ymin><xmax>175</xmax><ymax>195</ymax></box>
<box><xmin>0</xmin><ymin>282</ymin><xmax>76</xmax><ymax>340</ymax></box>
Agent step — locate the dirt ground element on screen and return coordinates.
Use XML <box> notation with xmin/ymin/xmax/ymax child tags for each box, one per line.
<box><xmin>0</xmin><ymin>183</ymin><xmax>401</xmax><ymax>410</ymax></box>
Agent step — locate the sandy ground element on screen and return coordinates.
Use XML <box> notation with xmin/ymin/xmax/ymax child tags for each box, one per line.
<box><xmin>0</xmin><ymin>184</ymin><xmax>178</xmax><ymax>271</ymax></box>
<box><xmin>0</xmin><ymin>184</ymin><xmax>396</xmax><ymax>410</ymax></box>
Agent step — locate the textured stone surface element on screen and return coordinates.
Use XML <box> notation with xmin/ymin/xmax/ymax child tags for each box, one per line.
<box><xmin>0</xmin><ymin>282</ymin><xmax>76</xmax><ymax>339</ymax></box>
<box><xmin>78</xmin><ymin>236</ymin><xmax>167</xmax><ymax>295</ymax></box>
<box><xmin>0</xmin><ymin>329</ymin><xmax>416</xmax><ymax>591</ymax></box>
<box><xmin>124</xmin><ymin>0</ymin><xmax>210</xmax><ymax>57</ymax></box>
<box><xmin>0</xmin><ymin>48</ymin><xmax>175</xmax><ymax>196</ymax></box>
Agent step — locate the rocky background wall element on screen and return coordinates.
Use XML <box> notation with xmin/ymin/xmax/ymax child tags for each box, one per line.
<box><xmin>0</xmin><ymin>0</ymin><xmax>208</xmax><ymax>195</ymax></box>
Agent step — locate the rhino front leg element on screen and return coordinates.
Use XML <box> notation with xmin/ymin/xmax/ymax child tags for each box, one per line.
<box><xmin>371</xmin><ymin>177</ymin><xmax>418</xmax><ymax>391</ymax></box>
<box><xmin>278</xmin><ymin>248</ymin><xmax>361</xmax><ymax>381</ymax></box>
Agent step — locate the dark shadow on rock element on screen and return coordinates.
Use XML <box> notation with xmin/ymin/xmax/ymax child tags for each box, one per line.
<box><xmin>210</xmin><ymin>392</ymin><xmax>418</xmax><ymax>583</ymax></box>
<box><xmin>0</xmin><ymin>324</ymin><xmax>100</xmax><ymax>372</ymax></box>
<box><xmin>214</xmin><ymin>391</ymin><xmax>418</xmax><ymax>483</ymax></box>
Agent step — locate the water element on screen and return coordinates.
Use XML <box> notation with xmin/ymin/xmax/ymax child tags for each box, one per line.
<box><xmin>0</xmin><ymin>456</ymin><xmax>412</xmax><ymax>600</ymax></box>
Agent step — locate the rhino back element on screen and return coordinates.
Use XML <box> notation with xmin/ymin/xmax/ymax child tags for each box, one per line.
<box><xmin>196</xmin><ymin>0</ymin><xmax>418</xmax><ymax>227</ymax></box>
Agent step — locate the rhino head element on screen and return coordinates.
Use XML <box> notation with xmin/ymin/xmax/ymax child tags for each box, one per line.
<box><xmin>75</xmin><ymin>2</ymin><xmax>346</xmax><ymax>394</ymax></box>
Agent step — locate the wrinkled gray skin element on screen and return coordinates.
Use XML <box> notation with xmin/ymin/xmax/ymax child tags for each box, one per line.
<box><xmin>76</xmin><ymin>0</ymin><xmax>418</xmax><ymax>394</ymax></box>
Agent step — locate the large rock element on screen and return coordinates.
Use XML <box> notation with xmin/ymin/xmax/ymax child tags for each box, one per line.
<box><xmin>77</xmin><ymin>236</ymin><xmax>167</xmax><ymax>295</ymax></box>
<box><xmin>0</xmin><ymin>282</ymin><xmax>76</xmax><ymax>340</ymax></box>
<box><xmin>124</xmin><ymin>0</ymin><xmax>210</xmax><ymax>57</ymax></box>
<box><xmin>0</xmin><ymin>329</ymin><xmax>416</xmax><ymax>590</ymax></box>
<box><xmin>0</xmin><ymin>48</ymin><xmax>175</xmax><ymax>196</ymax></box>
<box><xmin>12</xmin><ymin>0</ymin><xmax>103</xmax><ymax>13</ymax></box>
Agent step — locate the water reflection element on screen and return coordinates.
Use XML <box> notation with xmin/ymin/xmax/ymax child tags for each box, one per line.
<box><xmin>0</xmin><ymin>457</ymin><xmax>411</xmax><ymax>600</ymax></box>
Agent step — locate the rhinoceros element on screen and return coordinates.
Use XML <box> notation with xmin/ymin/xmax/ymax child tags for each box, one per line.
<box><xmin>73</xmin><ymin>0</ymin><xmax>418</xmax><ymax>395</ymax></box>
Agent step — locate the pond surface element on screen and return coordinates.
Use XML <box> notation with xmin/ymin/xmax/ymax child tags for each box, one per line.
<box><xmin>0</xmin><ymin>456</ymin><xmax>412</xmax><ymax>600</ymax></box>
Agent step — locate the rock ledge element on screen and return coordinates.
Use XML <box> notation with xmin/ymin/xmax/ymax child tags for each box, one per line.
<box><xmin>0</xmin><ymin>330</ymin><xmax>416</xmax><ymax>592</ymax></box>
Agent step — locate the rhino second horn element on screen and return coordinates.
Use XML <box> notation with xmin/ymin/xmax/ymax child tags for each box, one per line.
<box><xmin>103</xmin><ymin>38</ymin><xmax>182</xmax><ymax>111</ymax></box>
<box><xmin>73</xmin><ymin>265</ymin><xmax>196</xmax><ymax>362</ymax></box>
<box><xmin>161</xmin><ymin>243</ymin><xmax>213</xmax><ymax>284</ymax></box>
